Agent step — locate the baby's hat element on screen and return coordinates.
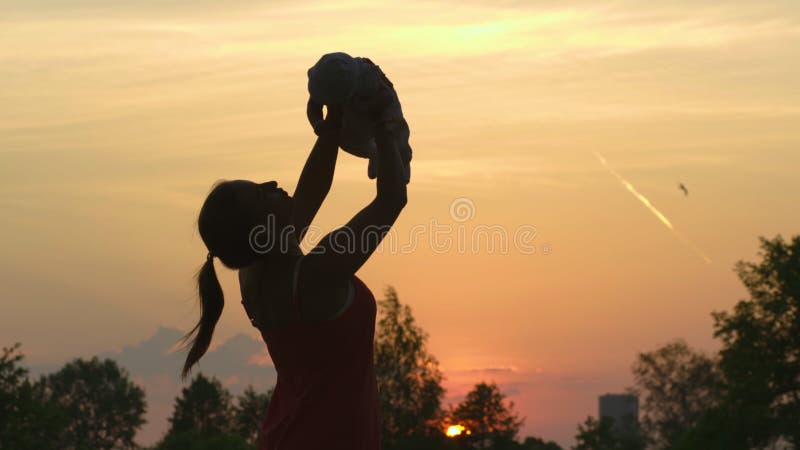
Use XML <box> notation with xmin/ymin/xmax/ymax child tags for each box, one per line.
<box><xmin>308</xmin><ymin>52</ymin><xmax>360</xmax><ymax>105</ymax></box>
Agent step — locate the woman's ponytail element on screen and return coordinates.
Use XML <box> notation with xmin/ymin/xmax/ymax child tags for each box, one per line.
<box><xmin>182</xmin><ymin>253</ymin><xmax>224</xmax><ymax>378</ymax></box>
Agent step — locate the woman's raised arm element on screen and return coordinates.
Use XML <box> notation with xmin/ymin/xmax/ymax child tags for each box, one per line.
<box><xmin>303</xmin><ymin>122</ymin><xmax>408</xmax><ymax>285</ymax></box>
<box><xmin>290</xmin><ymin>102</ymin><xmax>342</xmax><ymax>242</ymax></box>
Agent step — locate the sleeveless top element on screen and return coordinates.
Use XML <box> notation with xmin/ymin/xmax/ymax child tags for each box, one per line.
<box><xmin>247</xmin><ymin>259</ymin><xmax>381</xmax><ymax>450</ymax></box>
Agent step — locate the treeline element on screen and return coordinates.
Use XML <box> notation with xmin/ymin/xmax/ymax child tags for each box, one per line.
<box><xmin>573</xmin><ymin>235</ymin><xmax>800</xmax><ymax>449</ymax></box>
<box><xmin>0</xmin><ymin>287</ymin><xmax>556</xmax><ymax>450</ymax></box>
<box><xmin>4</xmin><ymin>234</ymin><xmax>797</xmax><ymax>450</ymax></box>
<box><xmin>154</xmin><ymin>374</ymin><xmax>270</xmax><ymax>449</ymax></box>
<box><xmin>0</xmin><ymin>353</ymin><xmax>145</xmax><ymax>450</ymax></box>
<box><xmin>0</xmin><ymin>348</ymin><xmax>268</xmax><ymax>450</ymax></box>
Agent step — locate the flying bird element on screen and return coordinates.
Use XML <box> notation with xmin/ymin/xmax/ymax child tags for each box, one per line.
<box><xmin>678</xmin><ymin>183</ymin><xmax>689</xmax><ymax>196</ymax></box>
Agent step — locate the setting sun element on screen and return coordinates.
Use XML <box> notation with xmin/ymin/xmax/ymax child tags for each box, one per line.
<box><xmin>446</xmin><ymin>424</ymin><xmax>466</xmax><ymax>437</ymax></box>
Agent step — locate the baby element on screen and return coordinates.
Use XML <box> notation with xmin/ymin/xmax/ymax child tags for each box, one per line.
<box><xmin>307</xmin><ymin>52</ymin><xmax>412</xmax><ymax>183</ymax></box>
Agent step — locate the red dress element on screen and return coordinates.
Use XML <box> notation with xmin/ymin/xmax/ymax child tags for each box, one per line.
<box><xmin>255</xmin><ymin>262</ymin><xmax>381</xmax><ymax>450</ymax></box>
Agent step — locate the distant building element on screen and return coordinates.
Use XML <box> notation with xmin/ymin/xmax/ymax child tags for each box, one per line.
<box><xmin>599</xmin><ymin>393</ymin><xmax>639</xmax><ymax>436</ymax></box>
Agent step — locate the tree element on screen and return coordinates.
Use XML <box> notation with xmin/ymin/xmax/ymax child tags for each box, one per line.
<box><xmin>573</xmin><ymin>416</ymin><xmax>643</xmax><ymax>450</ymax></box>
<box><xmin>154</xmin><ymin>430</ymin><xmax>252</xmax><ymax>450</ymax></box>
<box><xmin>668</xmin><ymin>407</ymin><xmax>750</xmax><ymax>450</ymax></box>
<box><xmin>574</xmin><ymin>417</ymin><xmax>615</xmax><ymax>450</ymax></box>
<box><xmin>0</xmin><ymin>343</ymin><xmax>66</xmax><ymax>450</ymax></box>
<box><xmin>375</xmin><ymin>286</ymin><xmax>446</xmax><ymax>447</ymax></box>
<box><xmin>233</xmin><ymin>385</ymin><xmax>272</xmax><ymax>445</ymax></box>
<box><xmin>167</xmin><ymin>373</ymin><xmax>233</xmax><ymax>436</ymax></box>
<box><xmin>39</xmin><ymin>356</ymin><xmax>146</xmax><ymax>450</ymax></box>
<box><xmin>629</xmin><ymin>339</ymin><xmax>720</xmax><ymax>448</ymax></box>
<box><xmin>520</xmin><ymin>435</ymin><xmax>563</xmax><ymax>450</ymax></box>
<box><xmin>0</xmin><ymin>344</ymin><xmax>27</xmax><ymax>401</ymax></box>
<box><xmin>710</xmin><ymin>235</ymin><xmax>800</xmax><ymax>447</ymax></box>
<box><xmin>450</xmin><ymin>381</ymin><xmax>524</xmax><ymax>449</ymax></box>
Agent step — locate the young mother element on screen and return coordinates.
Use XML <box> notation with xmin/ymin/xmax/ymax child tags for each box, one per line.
<box><xmin>183</xmin><ymin>101</ymin><xmax>408</xmax><ymax>449</ymax></box>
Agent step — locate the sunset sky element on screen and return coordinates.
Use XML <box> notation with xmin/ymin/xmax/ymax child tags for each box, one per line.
<box><xmin>2</xmin><ymin>0</ymin><xmax>800</xmax><ymax>446</ymax></box>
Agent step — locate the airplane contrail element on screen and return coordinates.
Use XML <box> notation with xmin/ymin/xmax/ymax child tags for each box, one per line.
<box><xmin>593</xmin><ymin>152</ymin><xmax>711</xmax><ymax>264</ymax></box>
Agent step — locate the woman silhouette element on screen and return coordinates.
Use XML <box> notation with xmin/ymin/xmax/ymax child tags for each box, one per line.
<box><xmin>182</xmin><ymin>100</ymin><xmax>407</xmax><ymax>449</ymax></box>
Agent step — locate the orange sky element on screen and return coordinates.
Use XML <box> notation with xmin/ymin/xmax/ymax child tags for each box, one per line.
<box><xmin>2</xmin><ymin>0</ymin><xmax>800</xmax><ymax>445</ymax></box>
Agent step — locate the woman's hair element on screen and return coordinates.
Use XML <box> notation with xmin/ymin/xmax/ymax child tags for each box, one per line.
<box><xmin>182</xmin><ymin>180</ymin><xmax>265</xmax><ymax>378</ymax></box>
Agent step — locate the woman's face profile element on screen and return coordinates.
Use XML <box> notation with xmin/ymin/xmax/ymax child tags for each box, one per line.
<box><xmin>229</xmin><ymin>179</ymin><xmax>293</xmax><ymax>228</ymax></box>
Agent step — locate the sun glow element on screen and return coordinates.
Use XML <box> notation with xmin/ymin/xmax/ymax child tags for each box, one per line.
<box><xmin>446</xmin><ymin>424</ymin><xmax>467</xmax><ymax>437</ymax></box>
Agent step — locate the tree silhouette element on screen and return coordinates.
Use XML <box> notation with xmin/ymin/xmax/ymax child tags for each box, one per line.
<box><xmin>233</xmin><ymin>385</ymin><xmax>272</xmax><ymax>445</ymax></box>
<box><xmin>167</xmin><ymin>373</ymin><xmax>233</xmax><ymax>436</ymax></box>
<box><xmin>573</xmin><ymin>416</ymin><xmax>643</xmax><ymax>450</ymax></box>
<box><xmin>375</xmin><ymin>286</ymin><xmax>445</xmax><ymax>447</ymax></box>
<box><xmin>633</xmin><ymin>235</ymin><xmax>800</xmax><ymax>449</ymax></box>
<box><xmin>629</xmin><ymin>339</ymin><xmax>720</xmax><ymax>448</ymax></box>
<box><xmin>451</xmin><ymin>381</ymin><xmax>523</xmax><ymax>449</ymax></box>
<box><xmin>709</xmin><ymin>235</ymin><xmax>800</xmax><ymax>447</ymax></box>
<box><xmin>573</xmin><ymin>416</ymin><xmax>617</xmax><ymax>450</ymax></box>
<box><xmin>154</xmin><ymin>430</ymin><xmax>252</xmax><ymax>450</ymax></box>
<box><xmin>39</xmin><ymin>356</ymin><xmax>146</xmax><ymax>450</ymax></box>
<box><xmin>520</xmin><ymin>435</ymin><xmax>563</xmax><ymax>450</ymax></box>
<box><xmin>0</xmin><ymin>343</ymin><xmax>66</xmax><ymax>450</ymax></box>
